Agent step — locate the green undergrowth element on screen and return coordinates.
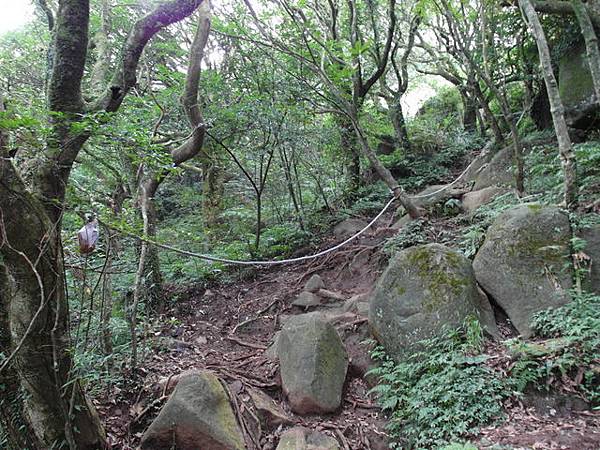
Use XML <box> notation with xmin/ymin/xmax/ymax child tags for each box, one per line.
<box><xmin>368</xmin><ymin>319</ymin><xmax>507</xmax><ymax>449</ymax></box>
<box><xmin>369</xmin><ymin>292</ymin><xmax>600</xmax><ymax>449</ymax></box>
<box><xmin>507</xmin><ymin>292</ymin><xmax>600</xmax><ymax>406</ymax></box>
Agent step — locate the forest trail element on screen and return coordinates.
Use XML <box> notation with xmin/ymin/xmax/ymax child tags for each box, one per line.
<box><xmin>96</xmin><ymin>183</ymin><xmax>600</xmax><ymax>449</ymax></box>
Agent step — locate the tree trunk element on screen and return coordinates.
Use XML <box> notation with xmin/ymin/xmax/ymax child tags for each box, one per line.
<box><xmin>348</xmin><ymin>110</ymin><xmax>421</xmax><ymax>218</ymax></box>
<box><xmin>521</xmin><ymin>0</ymin><xmax>578</xmax><ymax>209</ymax></box>
<box><xmin>337</xmin><ymin>115</ymin><xmax>361</xmax><ymax>193</ymax></box>
<box><xmin>459</xmin><ymin>86</ymin><xmax>478</xmax><ymax>132</ymax></box>
<box><xmin>0</xmin><ymin>271</ymin><xmax>44</xmax><ymax>450</ymax></box>
<box><xmin>473</xmin><ymin>83</ymin><xmax>504</xmax><ymax>143</ymax></box>
<box><xmin>202</xmin><ymin>160</ymin><xmax>225</xmax><ymax>230</ymax></box>
<box><xmin>255</xmin><ymin>194</ymin><xmax>262</xmax><ymax>251</ymax></box>
<box><xmin>572</xmin><ymin>0</ymin><xmax>600</xmax><ymax>102</ymax></box>
<box><xmin>0</xmin><ymin>162</ymin><xmax>106</xmax><ymax>449</ymax></box>
<box><xmin>390</xmin><ymin>94</ymin><xmax>412</xmax><ymax>152</ymax></box>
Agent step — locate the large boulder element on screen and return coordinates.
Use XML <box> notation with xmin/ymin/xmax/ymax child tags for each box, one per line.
<box><xmin>140</xmin><ymin>370</ymin><xmax>245</xmax><ymax>450</ymax></box>
<box><xmin>278</xmin><ymin>312</ymin><xmax>348</xmax><ymax>415</ymax></box>
<box><xmin>473</xmin><ymin>205</ymin><xmax>573</xmax><ymax>337</ymax></box>
<box><xmin>369</xmin><ymin>243</ymin><xmax>497</xmax><ymax>360</ymax></box>
<box><xmin>559</xmin><ymin>42</ymin><xmax>594</xmax><ymax>109</ymax></box>
<box><xmin>581</xmin><ymin>223</ymin><xmax>600</xmax><ymax>294</ymax></box>
<box><xmin>276</xmin><ymin>427</ymin><xmax>340</xmax><ymax>450</ymax></box>
<box><xmin>473</xmin><ymin>146</ymin><xmax>516</xmax><ymax>190</ymax></box>
<box><xmin>461</xmin><ymin>186</ymin><xmax>507</xmax><ymax>214</ymax></box>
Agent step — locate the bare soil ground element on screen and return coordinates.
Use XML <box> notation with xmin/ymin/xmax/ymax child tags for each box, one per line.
<box><xmin>95</xmin><ymin>208</ymin><xmax>600</xmax><ymax>450</ymax></box>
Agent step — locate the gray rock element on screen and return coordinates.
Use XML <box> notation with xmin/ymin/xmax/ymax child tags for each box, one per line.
<box><xmin>247</xmin><ymin>389</ymin><xmax>293</xmax><ymax>429</ymax></box>
<box><xmin>292</xmin><ymin>291</ymin><xmax>321</xmax><ymax>307</ymax></box>
<box><xmin>343</xmin><ymin>293</ymin><xmax>369</xmax><ymax>313</ymax></box>
<box><xmin>473</xmin><ymin>205</ymin><xmax>573</xmax><ymax>337</ymax></box>
<box><xmin>580</xmin><ymin>224</ymin><xmax>600</xmax><ymax>294</ymax></box>
<box><xmin>559</xmin><ymin>42</ymin><xmax>594</xmax><ymax>108</ymax></box>
<box><xmin>333</xmin><ymin>218</ymin><xmax>368</xmax><ymax>238</ymax></box>
<box><xmin>140</xmin><ymin>370</ymin><xmax>245</xmax><ymax>450</ymax></box>
<box><xmin>391</xmin><ymin>214</ymin><xmax>412</xmax><ymax>231</ymax></box>
<box><xmin>278</xmin><ymin>312</ymin><xmax>348</xmax><ymax>415</ymax></box>
<box><xmin>459</xmin><ymin>141</ymin><xmax>496</xmax><ymax>184</ymax></box>
<box><xmin>305</xmin><ymin>274</ymin><xmax>325</xmax><ymax>292</ymax></box>
<box><xmin>461</xmin><ymin>186</ymin><xmax>507</xmax><ymax>214</ymax></box>
<box><xmin>473</xmin><ymin>146</ymin><xmax>516</xmax><ymax>190</ymax></box>
<box><xmin>276</xmin><ymin>427</ymin><xmax>340</xmax><ymax>450</ymax></box>
<box><xmin>264</xmin><ymin>332</ymin><xmax>281</xmax><ymax>360</ymax></box>
<box><xmin>369</xmin><ymin>243</ymin><xmax>497</xmax><ymax>360</ymax></box>
<box><xmin>356</xmin><ymin>301</ymin><xmax>369</xmax><ymax>317</ymax></box>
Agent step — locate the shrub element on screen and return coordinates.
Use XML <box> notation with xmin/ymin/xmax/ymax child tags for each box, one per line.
<box><xmin>369</xmin><ymin>319</ymin><xmax>507</xmax><ymax>449</ymax></box>
<box><xmin>507</xmin><ymin>292</ymin><xmax>600</xmax><ymax>405</ymax></box>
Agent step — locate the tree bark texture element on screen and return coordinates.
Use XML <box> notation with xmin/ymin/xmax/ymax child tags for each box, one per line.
<box><xmin>520</xmin><ymin>0</ymin><xmax>578</xmax><ymax>209</ymax></box>
<box><xmin>0</xmin><ymin>1</ymin><xmax>206</xmax><ymax>448</ymax></box>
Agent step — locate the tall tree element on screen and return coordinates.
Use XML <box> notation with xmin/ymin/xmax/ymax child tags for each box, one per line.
<box><xmin>0</xmin><ymin>1</ymin><xmax>205</xmax><ymax>448</ymax></box>
<box><xmin>242</xmin><ymin>0</ymin><xmax>422</xmax><ymax>217</ymax></box>
<box><xmin>519</xmin><ymin>0</ymin><xmax>578</xmax><ymax>209</ymax></box>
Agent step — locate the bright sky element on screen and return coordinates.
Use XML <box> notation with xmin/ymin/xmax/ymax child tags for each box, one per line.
<box><xmin>0</xmin><ymin>1</ymin><xmax>34</xmax><ymax>34</ymax></box>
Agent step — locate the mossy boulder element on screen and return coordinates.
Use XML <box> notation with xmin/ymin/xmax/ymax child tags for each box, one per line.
<box><xmin>278</xmin><ymin>312</ymin><xmax>348</xmax><ymax>415</ymax></box>
<box><xmin>276</xmin><ymin>427</ymin><xmax>340</xmax><ymax>450</ymax></box>
<box><xmin>559</xmin><ymin>42</ymin><xmax>594</xmax><ymax>108</ymax></box>
<box><xmin>140</xmin><ymin>370</ymin><xmax>245</xmax><ymax>450</ymax></box>
<box><xmin>580</xmin><ymin>224</ymin><xmax>600</xmax><ymax>294</ymax></box>
<box><xmin>369</xmin><ymin>243</ymin><xmax>497</xmax><ymax>360</ymax></box>
<box><xmin>473</xmin><ymin>205</ymin><xmax>573</xmax><ymax>337</ymax></box>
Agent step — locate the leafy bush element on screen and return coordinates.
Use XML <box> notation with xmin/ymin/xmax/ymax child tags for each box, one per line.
<box><xmin>369</xmin><ymin>319</ymin><xmax>507</xmax><ymax>449</ymax></box>
<box><xmin>526</xmin><ymin>140</ymin><xmax>600</xmax><ymax>205</ymax></box>
<box><xmin>383</xmin><ymin>218</ymin><xmax>428</xmax><ymax>257</ymax></box>
<box><xmin>459</xmin><ymin>192</ymin><xmax>521</xmax><ymax>257</ymax></box>
<box><xmin>507</xmin><ymin>292</ymin><xmax>600</xmax><ymax>405</ymax></box>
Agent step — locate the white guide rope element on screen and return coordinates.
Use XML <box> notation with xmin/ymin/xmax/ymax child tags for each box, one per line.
<box><xmin>119</xmin><ymin>154</ymin><xmax>484</xmax><ymax>266</ymax></box>
<box><xmin>126</xmin><ymin>197</ymin><xmax>396</xmax><ymax>266</ymax></box>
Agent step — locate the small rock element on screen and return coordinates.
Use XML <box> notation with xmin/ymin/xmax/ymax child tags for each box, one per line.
<box><xmin>391</xmin><ymin>214</ymin><xmax>411</xmax><ymax>231</ymax></box>
<box><xmin>204</xmin><ymin>289</ymin><xmax>216</xmax><ymax>300</ymax></box>
<box><xmin>194</xmin><ymin>335</ymin><xmax>208</xmax><ymax>346</ymax></box>
<box><xmin>342</xmin><ymin>293</ymin><xmax>369</xmax><ymax>313</ymax></box>
<box><xmin>317</xmin><ymin>289</ymin><xmax>345</xmax><ymax>301</ymax></box>
<box><xmin>355</xmin><ymin>302</ymin><xmax>369</xmax><ymax>317</ymax></box>
<box><xmin>276</xmin><ymin>427</ymin><xmax>340</xmax><ymax>450</ymax></box>
<box><xmin>264</xmin><ymin>332</ymin><xmax>280</xmax><ymax>361</ymax></box>
<box><xmin>140</xmin><ymin>370</ymin><xmax>245</xmax><ymax>450</ymax></box>
<box><xmin>305</xmin><ymin>274</ymin><xmax>325</xmax><ymax>292</ymax></box>
<box><xmin>292</xmin><ymin>291</ymin><xmax>321</xmax><ymax>307</ymax></box>
<box><xmin>248</xmin><ymin>389</ymin><xmax>293</xmax><ymax>429</ymax></box>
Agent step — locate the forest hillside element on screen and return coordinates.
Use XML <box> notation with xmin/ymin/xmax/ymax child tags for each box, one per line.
<box><xmin>0</xmin><ymin>1</ymin><xmax>599</xmax><ymax>449</ymax></box>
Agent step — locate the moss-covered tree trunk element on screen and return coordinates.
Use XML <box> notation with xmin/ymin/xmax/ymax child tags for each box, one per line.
<box><xmin>0</xmin><ymin>0</ymin><xmax>206</xmax><ymax>447</ymax></box>
<box><xmin>202</xmin><ymin>159</ymin><xmax>225</xmax><ymax>230</ymax></box>
<box><xmin>337</xmin><ymin>115</ymin><xmax>361</xmax><ymax>193</ymax></box>
<box><xmin>390</xmin><ymin>95</ymin><xmax>412</xmax><ymax>152</ymax></box>
<box><xmin>0</xmin><ymin>266</ymin><xmax>44</xmax><ymax>449</ymax></box>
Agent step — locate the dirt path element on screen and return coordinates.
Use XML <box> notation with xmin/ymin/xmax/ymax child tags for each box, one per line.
<box><xmin>95</xmin><ymin>207</ymin><xmax>600</xmax><ymax>450</ymax></box>
<box><xmin>97</xmin><ymin>221</ymin><xmax>394</xmax><ymax>449</ymax></box>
